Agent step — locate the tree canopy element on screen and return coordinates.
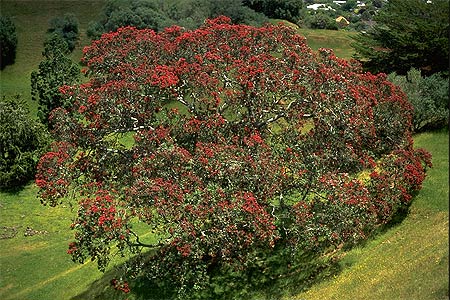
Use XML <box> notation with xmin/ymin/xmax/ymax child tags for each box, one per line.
<box><xmin>388</xmin><ymin>69</ymin><xmax>449</xmax><ymax>132</ymax></box>
<box><xmin>48</xmin><ymin>13</ymin><xmax>79</xmax><ymax>52</ymax></box>
<box><xmin>352</xmin><ymin>0</ymin><xmax>449</xmax><ymax>75</ymax></box>
<box><xmin>243</xmin><ymin>0</ymin><xmax>303</xmax><ymax>23</ymax></box>
<box><xmin>36</xmin><ymin>17</ymin><xmax>431</xmax><ymax>299</ymax></box>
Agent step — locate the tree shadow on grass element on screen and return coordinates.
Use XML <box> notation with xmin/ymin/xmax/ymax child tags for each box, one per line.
<box><xmin>71</xmin><ymin>267</ymin><xmax>177</xmax><ymax>300</ymax></box>
<box><xmin>71</xmin><ymin>202</ymin><xmax>417</xmax><ymax>300</ymax></box>
<box><xmin>0</xmin><ymin>183</ymin><xmax>28</xmax><ymax>195</ymax></box>
<box><xmin>71</xmin><ymin>246</ymin><xmax>344</xmax><ymax>300</ymax></box>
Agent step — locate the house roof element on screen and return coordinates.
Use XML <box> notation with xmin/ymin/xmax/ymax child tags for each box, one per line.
<box><xmin>336</xmin><ymin>16</ymin><xmax>350</xmax><ymax>24</ymax></box>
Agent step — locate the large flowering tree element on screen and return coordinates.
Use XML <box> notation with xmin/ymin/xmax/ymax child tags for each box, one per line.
<box><xmin>36</xmin><ymin>17</ymin><xmax>431</xmax><ymax>298</ymax></box>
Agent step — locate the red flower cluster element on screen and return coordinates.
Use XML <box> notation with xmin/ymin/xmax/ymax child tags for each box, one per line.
<box><xmin>110</xmin><ymin>278</ymin><xmax>130</xmax><ymax>293</ymax></box>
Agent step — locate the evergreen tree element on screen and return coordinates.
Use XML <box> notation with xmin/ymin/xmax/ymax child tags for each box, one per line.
<box><xmin>0</xmin><ymin>15</ymin><xmax>18</xmax><ymax>69</ymax></box>
<box><xmin>0</xmin><ymin>96</ymin><xmax>50</xmax><ymax>190</ymax></box>
<box><xmin>352</xmin><ymin>0</ymin><xmax>449</xmax><ymax>75</ymax></box>
<box><xmin>48</xmin><ymin>13</ymin><xmax>79</xmax><ymax>52</ymax></box>
<box><xmin>31</xmin><ymin>34</ymin><xmax>80</xmax><ymax>126</ymax></box>
<box><xmin>243</xmin><ymin>0</ymin><xmax>303</xmax><ymax>23</ymax></box>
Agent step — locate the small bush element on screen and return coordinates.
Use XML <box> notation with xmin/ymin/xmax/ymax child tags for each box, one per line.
<box><xmin>388</xmin><ymin>68</ymin><xmax>449</xmax><ymax>132</ymax></box>
<box><xmin>0</xmin><ymin>96</ymin><xmax>51</xmax><ymax>190</ymax></box>
<box><xmin>48</xmin><ymin>13</ymin><xmax>79</xmax><ymax>52</ymax></box>
<box><xmin>305</xmin><ymin>12</ymin><xmax>339</xmax><ymax>30</ymax></box>
<box><xmin>0</xmin><ymin>15</ymin><xmax>18</xmax><ymax>69</ymax></box>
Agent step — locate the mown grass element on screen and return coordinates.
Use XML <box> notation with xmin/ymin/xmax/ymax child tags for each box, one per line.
<box><xmin>0</xmin><ymin>185</ymin><xmax>98</xmax><ymax>300</ymax></box>
<box><xmin>291</xmin><ymin>130</ymin><xmax>449</xmax><ymax>300</ymax></box>
<box><xmin>296</xmin><ymin>28</ymin><xmax>356</xmax><ymax>60</ymax></box>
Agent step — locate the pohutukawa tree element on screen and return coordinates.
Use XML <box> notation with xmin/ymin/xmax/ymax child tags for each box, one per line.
<box><xmin>36</xmin><ymin>17</ymin><xmax>431</xmax><ymax>298</ymax></box>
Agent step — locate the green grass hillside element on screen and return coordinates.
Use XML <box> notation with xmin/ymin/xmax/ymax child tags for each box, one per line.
<box><xmin>271</xmin><ymin>19</ymin><xmax>356</xmax><ymax>59</ymax></box>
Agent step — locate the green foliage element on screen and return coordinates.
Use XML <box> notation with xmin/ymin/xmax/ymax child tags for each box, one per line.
<box><xmin>0</xmin><ymin>96</ymin><xmax>50</xmax><ymax>190</ymax></box>
<box><xmin>388</xmin><ymin>68</ymin><xmax>449</xmax><ymax>132</ymax></box>
<box><xmin>243</xmin><ymin>0</ymin><xmax>303</xmax><ymax>23</ymax></box>
<box><xmin>341</xmin><ymin>0</ymin><xmax>357</xmax><ymax>12</ymax></box>
<box><xmin>87</xmin><ymin>0</ymin><xmax>268</xmax><ymax>39</ymax></box>
<box><xmin>0</xmin><ymin>15</ymin><xmax>18</xmax><ymax>69</ymax></box>
<box><xmin>305</xmin><ymin>12</ymin><xmax>338</xmax><ymax>30</ymax></box>
<box><xmin>31</xmin><ymin>34</ymin><xmax>80</xmax><ymax>126</ymax></box>
<box><xmin>352</xmin><ymin>0</ymin><xmax>449</xmax><ymax>75</ymax></box>
<box><xmin>48</xmin><ymin>13</ymin><xmax>79</xmax><ymax>52</ymax></box>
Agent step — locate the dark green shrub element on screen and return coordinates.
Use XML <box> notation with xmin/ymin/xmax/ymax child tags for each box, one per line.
<box><xmin>31</xmin><ymin>34</ymin><xmax>80</xmax><ymax>126</ymax></box>
<box><xmin>388</xmin><ymin>68</ymin><xmax>449</xmax><ymax>132</ymax></box>
<box><xmin>48</xmin><ymin>13</ymin><xmax>79</xmax><ymax>52</ymax></box>
<box><xmin>306</xmin><ymin>12</ymin><xmax>338</xmax><ymax>30</ymax></box>
<box><xmin>0</xmin><ymin>96</ymin><xmax>51</xmax><ymax>190</ymax></box>
<box><xmin>243</xmin><ymin>0</ymin><xmax>303</xmax><ymax>23</ymax></box>
<box><xmin>0</xmin><ymin>15</ymin><xmax>18</xmax><ymax>69</ymax></box>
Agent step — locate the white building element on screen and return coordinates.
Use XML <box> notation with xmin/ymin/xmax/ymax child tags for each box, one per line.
<box><xmin>306</xmin><ymin>3</ymin><xmax>335</xmax><ymax>11</ymax></box>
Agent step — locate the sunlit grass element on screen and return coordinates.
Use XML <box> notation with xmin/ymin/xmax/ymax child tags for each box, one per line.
<box><xmin>271</xmin><ymin>19</ymin><xmax>357</xmax><ymax>59</ymax></box>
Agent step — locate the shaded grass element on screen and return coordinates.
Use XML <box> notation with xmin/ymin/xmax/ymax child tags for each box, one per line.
<box><xmin>291</xmin><ymin>130</ymin><xmax>449</xmax><ymax>300</ymax></box>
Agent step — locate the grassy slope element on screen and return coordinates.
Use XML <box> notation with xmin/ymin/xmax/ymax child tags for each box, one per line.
<box><xmin>0</xmin><ymin>2</ymin><xmax>107</xmax><ymax>299</ymax></box>
<box><xmin>0</xmin><ymin>185</ymin><xmax>100</xmax><ymax>300</ymax></box>
<box><xmin>0</xmin><ymin>0</ymin><xmax>104</xmax><ymax>116</ymax></box>
<box><xmin>271</xmin><ymin>19</ymin><xmax>356</xmax><ymax>59</ymax></box>
<box><xmin>292</xmin><ymin>131</ymin><xmax>449</xmax><ymax>300</ymax></box>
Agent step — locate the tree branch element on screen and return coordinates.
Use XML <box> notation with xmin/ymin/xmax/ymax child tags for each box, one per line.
<box><xmin>128</xmin><ymin>229</ymin><xmax>163</xmax><ymax>249</ymax></box>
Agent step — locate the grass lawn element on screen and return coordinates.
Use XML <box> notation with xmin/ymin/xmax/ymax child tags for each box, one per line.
<box><xmin>296</xmin><ymin>28</ymin><xmax>356</xmax><ymax>60</ymax></box>
<box><xmin>271</xmin><ymin>19</ymin><xmax>356</xmax><ymax>59</ymax></box>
